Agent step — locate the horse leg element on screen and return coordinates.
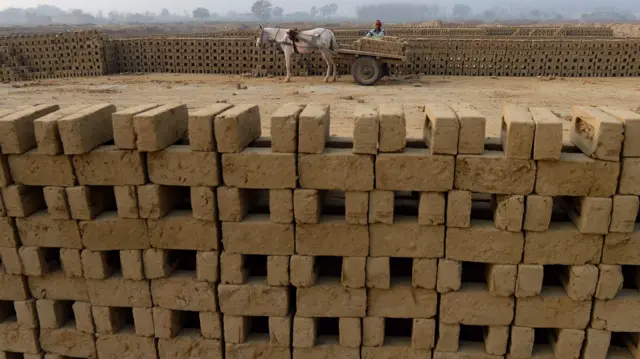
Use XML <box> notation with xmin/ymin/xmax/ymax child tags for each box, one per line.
<box><xmin>321</xmin><ymin>51</ymin><xmax>330</xmax><ymax>83</ymax></box>
<box><xmin>331</xmin><ymin>56</ymin><xmax>338</xmax><ymax>82</ymax></box>
<box><xmin>284</xmin><ymin>48</ymin><xmax>291</xmax><ymax>83</ymax></box>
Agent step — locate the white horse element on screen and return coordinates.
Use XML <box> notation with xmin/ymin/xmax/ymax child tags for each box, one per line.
<box><xmin>256</xmin><ymin>26</ymin><xmax>338</xmax><ymax>83</ymax></box>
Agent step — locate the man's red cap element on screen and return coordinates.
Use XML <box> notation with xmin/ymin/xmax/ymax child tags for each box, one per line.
<box><xmin>375</xmin><ymin>20</ymin><xmax>382</xmax><ymax>26</ymax></box>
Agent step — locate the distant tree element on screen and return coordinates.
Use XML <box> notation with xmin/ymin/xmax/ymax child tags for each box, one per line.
<box><xmin>529</xmin><ymin>9</ymin><xmax>542</xmax><ymax>18</ymax></box>
<box><xmin>452</xmin><ymin>4</ymin><xmax>471</xmax><ymax>18</ymax></box>
<box><xmin>328</xmin><ymin>3</ymin><xmax>338</xmax><ymax>16</ymax></box>
<box><xmin>107</xmin><ymin>11</ymin><xmax>119</xmax><ymax>22</ymax></box>
<box><xmin>310</xmin><ymin>6</ymin><xmax>318</xmax><ymax>17</ymax></box>
<box><xmin>160</xmin><ymin>8</ymin><xmax>170</xmax><ymax>17</ymax></box>
<box><xmin>273</xmin><ymin>6</ymin><xmax>284</xmax><ymax>17</ymax></box>
<box><xmin>251</xmin><ymin>0</ymin><xmax>273</xmax><ymax>20</ymax></box>
<box><xmin>482</xmin><ymin>9</ymin><xmax>497</xmax><ymax>19</ymax></box>
<box><xmin>319</xmin><ymin>4</ymin><xmax>337</xmax><ymax>18</ymax></box>
<box><xmin>193</xmin><ymin>7</ymin><xmax>210</xmax><ymax>20</ymax></box>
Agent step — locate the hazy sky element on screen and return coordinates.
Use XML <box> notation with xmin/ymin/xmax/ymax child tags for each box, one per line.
<box><xmin>0</xmin><ymin>0</ymin><xmax>365</xmax><ymax>14</ymax></box>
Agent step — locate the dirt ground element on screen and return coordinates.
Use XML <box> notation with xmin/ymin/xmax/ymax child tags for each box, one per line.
<box><xmin>1</xmin><ymin>74</ymin><xmax>639</xmax><ymax>139</ymax></box>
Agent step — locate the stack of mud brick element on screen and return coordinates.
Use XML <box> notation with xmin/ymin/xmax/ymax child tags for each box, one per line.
<box><xmin>3</xmin><ymin>99</ymin><xmax>640</xmax><ymax>359</ymax></box>
<box><xmin>0</xmin><ymin>30</ymin><xmax>107</xmax><ymax>82</ymax></box>
<box><xmin>352</xmin><ymin>37</ymin><xmax>407</xmax><ymax>57</ymax></box>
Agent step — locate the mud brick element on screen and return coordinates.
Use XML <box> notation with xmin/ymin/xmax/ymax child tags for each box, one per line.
<box><xmin>58</xmin><ymin>103</ymin><xmax>116</xmax><ymax>154</ymax></box>
<box><xmin>446</xmin><ymin>221</ymin><xmax>523</xmax><ymax>264</ymax></box>
<box><xmin>66</xmin><ymin>186</ymin><xmax>109</xmax><ymax>220</ymax></box>
<box><xmin>376</xmin><ymin>149</ymin><xmax>453</xmax><ymax>191</ymax></box>
<box><xmin>370</xmin><ymin>218</ymin><xmax>444</xmax><ymax>258</ymax></box>
<box><xmin>120</xmin><ymin>250</ymin><xmax>145</xmax><ymax>281</ymax></box>
<box><xmin>600</xmin><ymin>106</ymin><xmax>640</xmax><ymax>157</ymax></box>
<box><xmin>580</xmin><ymin>328</ymin><xmax>610</xmax><ymax>359</ymax></box>
<box><xmin>72</xmin><ymin>145</ymin><xmax>145</xmax><ymax>185</ymax></box>
<box><xmin>339</xmin><ymin>317</ymin><xmax>361</xmax><ymax>348</ymax></box>
<box><xmin>559</xmin><ymin>265</ymin><xmax>598</xmax><ymax>301</ymax></box>
<box><xmin>82</xmin><ymin>250</ymin><xmax>118</xmax><ymax>279</ymax></box>
<box><xmin>485</xmin><ymin>264</ymin><xmax>516</xmax><ymax>297</ymax></box>
<box><xmin>131</xmin><ymin>307</ymin><xmax>155</xmax><ymax>337</ymax></box>
<box><xmin>14</xmin><ymin>299</ymin><xmax>38</xmax><ymax>329</ymax></box>
<box><xmin>138</xmin><ymin>184</ymin><xmax>179</xmax><ymax>219</ymax></box>
<box><xmin>35</xmin><ymin>104</ymin><xmax>89</xmax><ymax>155</ymax></box>
<box><xmin>148</xmin><ymin>145</ymin><xmax>219</xmax><ymax>186</ymax></box>
<box><xmin>299</xmin><ymin>149</ymin><xmax>374</xmax><ymax>191</ymax></box>
<box><xmin>515</xmin><ymin>264</ymin><xmax>543</xmax><ymax>298</ymax></box>
<box><xmin>267</xmin><ymin>255</ymin><xmax>289</xmax><ymax>286</ymax></box>
<box><xmin>296</xmin><ymin>218</ymin><xmax>368</xmax><ymax>256</ymax></box>
<box><xmin>610</xmin><ymin>195</ymin><xmax>639</xmax><ymax>233</ymax></box>
<box><xmin>455</xmin><ymin>152</ymin><xmax>536</xmax><ymax>195</ymax></box>
<box><xmin>492</xmin><ymin>194</ymin><xmax>524</xmax><ymax>232</ymax></box>
<box><xmin>523</xmin><ymin>195</ymin><xmax>553</xmax><ymax>232</ymax></box>
<box><xmin>158</xmin><ymin>335</ymin><xmax>222</xmax><ymax>359</ymax></box>
<box><xmin>28</xmin><ymin>272</ymin><xmax>88</xmax><ymax>301</ymax></box>
<box><xmin>437</xmin><ymin>259</ymin><xmax>462</xmax><ymax>293</ymax></box>
<box><xmin>1</xmin><ymin>185</ymin><xmax>44</xmax><ymax>217</ymax></box>
<box><xmin>149</xmin><ymin>211</ymin><xmax>219</xmax><ymax>250</ymax></box>
<box><xmin>449</xmin><ymin>103</ymin><xmax>485</xmax><ymax>155</ymax></box>
<box><xmin>446</xmin><ymin>190</ymin><xmax>471</xmax><ymax>228</ymax></box>
<box><xmin>297</xmin><ymin>104</ymin><xmax>330</xmax><ymax>154</ymax></box>
<box><xmin>595</xmin><ymin>264</ymin><xmax>623</xmax><ymax>299</ymax></box>
<box><xmin>368</xmin><ymin>190</ymin><xmax>393</xmax><ymax>224</ymax></box>
<box><xmin>562</xmin><ymin>197</ymin><xmax>612</xmax><ymax>235</ymax></box>
<box><xmin>0</xmin><ymin>247</ymin><xmax>21</xmax><ymax>274</ymax></box>
<box><xmin>152</xmin><ymin>307</ymin><xmax>180</xmax><ymax>338</ymax></box>
<box><xmin>424</xmin><ymin>103</ymin><xmax>459</xmax><ymax>155</ymax></box>
<box><xmin>440</xmin><ymin>283</ymin><xmax>514</xmax><ymax>325</ymax></box>
<box><xmin>43</xmin><ymin>186</ymin><xmax>70</xmax><ymax>219</ymax></box>
<box><xmin>550</xmin><ymin>328</ymin><xmax>585</xmax><ymax>359</ymax></box>
<box><xmin>482</xmin><ymin>326</ymin><xmax>508</xmax><ymax>356</ymax></box>
<box><xmin>114</xmin><ymin>186</ymin><xmax>139</xmax><ymax>219</ymax></box>
<box><xmin>436</xmin><ymin>323</ymin><xmax>460</xmax><ymax>352</ymax></box>
<box><xmin>80</xmin><ymin>214</ymin><xmax>149</xmax><ymax>250</ymax></box>
<box><xmin>112</xmin><ymin>104</ymin><xmax>160</xmax><ymax>150</ymax></box>
<box><xmin>293</xmin><ymin>316</ymin><xmax>315</xmax><ymax>348</ymax></box>
<box><xmin>0</xmin><ymin>272</ymin><xmax>28</xmax><ymax>300</ymax></box>
<box><xmin>88</xmin><ymin>275</ymin><xmax>151</xmax><ymax>307</ymax></box>
<box><xmin>571</xmin><ymin>106</ymin><xmax>623</xmax><ymax>161</ymax></box>
<box><xmin>134</xmin><ymin>103</ymin><xmax>188</xmax><ymax>151</ymax></box>
<box><xmin>290</xmin><ymin>255</ymin><xmax>315</xmax><ymax>287</ymax></box>
<box><xmin>353</xmin><ymin>105</ymin><xmax>378</xmax><ymax>155</ymax></box>
<box><xmin>501</xmin><ymin>103</ymin><xmax>534</xmax><ymax>159</ymax></box>
<box><xmin>592</xmin><ymin>290</ymin><xmax>640</xmax><ymax>332</ymax></box>
<box><xmin>0</xmin><ymin>323</ymin><xmax>39</xmax><ymax>353</ymax></box>
<box><xmin>222</xmin><ymin>215</ymin><xmax>293</xmax><ymax>255</ymax></box>
<box><xmin>619</xmin><ymin>158</ymin><xmax>640</xmax><ymax>195</ymax></box>
<box><xmin>293</xmin><ymin>345</ymin><xmax>359</xmax><ymax>358</ymax></box>
<box><xmin>528</xmin><ymin>107</ymin><xmax>562</xmax><ymax>160</ymax></box>
<box><xmin>294</xmin><ymin>189</ymin><xmax>320</xmax><ymax>223</ymax></box>
<box><xmin>218</xmin><ymin>283</ymin><xmax>288</xmax><ymax>316</ymax></box>
<box><xmin>419</xmin><ymin>192</ymin><xmax>445</xmax><ymax>226</ymax></box>
<box><xmin>523</xmin><ymin>223</ymin><xmax>603</xmax><ymax>265</ymax></box>
<box><xmin>0</xmin><ymin>104</ymin><xmax>59</xmax><ymax>154</ymax></box>
<box><xmin>152</xmin><ymin>274</ymin><xmax>217</xmax><ymax>311</ymax></box>
<box><xmin>368</xmin><ymin>283</ymin><xmax>437</xmax><ymax>318</ymax></box>
<box><xmin>345</xmin><ymin>191</ymin><xmax>368</xmax><ymax>225</ymax></box>
<box><xmin>0</xmin><ymin>217</ymin><xmax>18</xmax><ymax>247</ymax></box>
<box><xmin>214</xmin><ymin>104</ymin><xmax>260</xmax><ymax>153</ymax></box>
<box><xmin>366</xmin><ymin>257</ymin><xmax>390</xmax><ymax>289</ymax></box>
<box><xmin>220</xmin><ymin>253</ymin><xmax>247</xmax><ymax>284</ymax></box>
<box><xmin>378</xmin><ymin>104</ymin><xmax>406</xmax><ymax>153</ymax></box>
<box><xmin>8</xmin><ymin>151</ymin><xmax>76</xmax><ymax>186</ymax></box>
<box><xmin>188</xmin><ymin>103</ymin><xmax>233</xmax><ymax>151</ymax></box>
<box><xmin>96</xmin><ymin>333</ymin><xmax>157</xmax><ymax>359</ymax></box>
<box><xmin>362</xmin><ymin>317</ymin><xmax>384</xmax><ymax>347</ymax></box>
<box><xmin>537</xmin><ymin>153</ymin><xmax>619</xmax><ymax>197</ymax></box>
<box><xmin>226</xmin><ymin>341</ymin><xmax>290</xmax><ymax>359</ymax></box>
<box><xmin>268</xmin><ymin>189</ymin><xmax>293</xmax><ymax>224</ymax></box>
<box><xmin>217</xmin><ymin>186</ymin><xmax>250</xmax><ymax>222</ymax></box>
<box><xmin>410</xmin><ymin>318</ymin><xmax>436</xmax><ymax>350</ymax></box>
<box><xmin>509</xmin><ymin>326</ymin><xmax>534</xmax><ymax>358</ymax></box>
<box><xmin>514</xmin><ymin>287</ymin><xmax>591</xmax><ymax>329</ymax></box>
<box><xmin>271</xmin><ymin>103</ymin><xmax>305</xmax><ymax>153</ymax></box>
<box><xmin>296</xmin><ymin>281</ymin><xmax>365</xmax><ymax>317</ymax></box>
<box><xmin>19</xmin><ymin>246</ymin><xmax>58</xmax><ymax>276</ymax></box>
<box><xmin>17</xmin><ymin>213</ymin><xmax>82</xmax><ymax>248</ymax></box>
<box><xmin>222</xmin><ymin>148</ymin><xmax>296</xmax><ymax>189</ymax></box>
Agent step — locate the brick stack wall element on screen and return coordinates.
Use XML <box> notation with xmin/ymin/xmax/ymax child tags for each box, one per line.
<box><xmin>0</xmin><ymin>30</ymin><xmax>107</xmax><ymax>82</ymax></box>
<box><xmin>1</xmin><ymin>101</ymin><xmax>640</xmax><ymax>359</ymax></box>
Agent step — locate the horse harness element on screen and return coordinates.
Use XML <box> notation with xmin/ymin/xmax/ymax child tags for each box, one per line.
<box><xmin>273</xmin><ymin>28</ymin><xmax>327</xmax><ymax>54</ymax></box>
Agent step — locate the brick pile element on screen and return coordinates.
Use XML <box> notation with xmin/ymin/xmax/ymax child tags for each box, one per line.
<box><xmin>352</xmin><ymin>37</ymin><xmax>407</xmax><ymax>57</ymax></box>
<box><xmin>1</xmin><ymin>101</ymin><xmax>640</xmax><ymax>359</ymax></box>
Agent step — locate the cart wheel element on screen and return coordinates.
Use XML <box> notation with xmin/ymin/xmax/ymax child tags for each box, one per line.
<box><xmin>351</xmin><ymin>56</ymin><xmax>382</xmax><ymax>86</ymax></box>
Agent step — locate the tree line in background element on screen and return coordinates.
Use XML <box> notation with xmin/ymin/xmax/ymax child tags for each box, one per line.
<box><xmin>0</xmin><ymin>2</ymin><xmax>637</xmax><ymax>26</ymax></box>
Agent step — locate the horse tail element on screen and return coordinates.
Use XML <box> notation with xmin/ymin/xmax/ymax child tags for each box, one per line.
<box><xmin>330</xmin><ymin>31</ymin><xmax>338</xmax><ymax>51</ymax></box>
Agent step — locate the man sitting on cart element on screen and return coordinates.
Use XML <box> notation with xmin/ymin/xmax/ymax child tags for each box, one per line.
<box><xmin>366</xmin><ymin>20</ymin><xmax>385</xmax><ymax>38</ymax></box>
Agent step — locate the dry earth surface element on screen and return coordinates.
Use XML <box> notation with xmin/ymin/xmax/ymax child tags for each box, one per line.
<box><xmin>1</xmin><ymin>73</ymin><xmax>639</xmax><ymax>139</ymax></box>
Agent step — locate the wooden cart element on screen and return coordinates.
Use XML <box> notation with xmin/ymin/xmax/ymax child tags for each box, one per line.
<box><xmin>335</xmin><ymin>48</ymin><xmax>407</xmax><ymax>86</ymax></box>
